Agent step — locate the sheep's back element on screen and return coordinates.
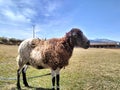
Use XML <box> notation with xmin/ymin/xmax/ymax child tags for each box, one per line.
<box><xmin>18</xmin><ymin>38</ymin><xmax>37</xmax><ymax>60</ymax></box>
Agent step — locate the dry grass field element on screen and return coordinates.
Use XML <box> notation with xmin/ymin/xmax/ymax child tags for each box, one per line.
<box><xmin>0</xmin><ymin>44</ymin><xmax>120</xmax><ymax>90</ymax></box>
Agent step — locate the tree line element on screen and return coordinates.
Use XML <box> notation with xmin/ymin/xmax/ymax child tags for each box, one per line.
<box><xmin>0</xmin><ymin>37</ymin><xmax>23</xmax><ymax>45</ymax></box>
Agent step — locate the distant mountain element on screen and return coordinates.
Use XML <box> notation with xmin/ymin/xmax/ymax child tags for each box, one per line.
<box><xmin>90</xmin><ymin>39</ymin><xmax>119</xmax><ymax>43</ymax></box>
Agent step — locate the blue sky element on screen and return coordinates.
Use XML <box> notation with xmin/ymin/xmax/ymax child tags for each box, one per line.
<box><xmin>0</xmin><ymin>0</ymin><xmax>120</xmax><ymax>41</ymax></box>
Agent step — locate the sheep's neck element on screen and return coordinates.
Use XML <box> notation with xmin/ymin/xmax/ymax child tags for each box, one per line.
<box><xmin>62</xmin><ymin>37</ymin><xmax>74</xmax><ymax>53</ymax></box>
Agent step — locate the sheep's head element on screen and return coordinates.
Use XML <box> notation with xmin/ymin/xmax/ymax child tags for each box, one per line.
<box><xmin>66</xmin><ymin>28</ymin><xmax>90</xmax><ymax>49</ymax></box>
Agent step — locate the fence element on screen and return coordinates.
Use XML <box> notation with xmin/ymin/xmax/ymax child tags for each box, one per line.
<box><xmin>90</xmin><ymin>43</ymin><xmax>120</xmax><ymax>48</ymax></box>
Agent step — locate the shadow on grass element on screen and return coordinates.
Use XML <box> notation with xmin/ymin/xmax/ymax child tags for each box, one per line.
<box><xmin>0</xmin><ymin>73</ymin><xmax>51</xmax><ymax>81</ymax></box>
<box><xmin>29</xmin><ymin>86</ymin><xmax>52</xmax><ymax>90</ymax></box>
<box><xmin>11</xmin><ymin>87</ymin><xmax>52</xmax><ymax>90</ymax></box>
<box><xmin>28</xmin><ymin>73</ymin><xmax>51</xmax><ymax>79</ymax></box>
<box><xmin>27</xmin><ymin>73</ymin><xmax>52</xmax><ymax>90</ymax></box>
<box><xmin>7</xmin><ymin>73</ymin><xmax>52</xmax><ymax>90</ymax></box>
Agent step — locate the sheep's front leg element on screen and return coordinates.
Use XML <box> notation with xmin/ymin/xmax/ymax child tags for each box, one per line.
<box><xmin>56</xmin><ymin>74</ymin><xmax>60</xmax><ymax>90</ymax></box>
<box><xmin>51</xmin><ymin>68</ymin><xmax>60</xmax><ymax>90</ymax></box>
<box><xmin>51</xmin><ymin>70</ymin><xmax>55</xmax><ymax>90</ymax></box>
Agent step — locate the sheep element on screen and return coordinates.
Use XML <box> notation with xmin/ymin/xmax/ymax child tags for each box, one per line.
<box><xmin>16</xmin><ymin>28</ymin><xmax>90</xmax><ymax>90</ymax></box>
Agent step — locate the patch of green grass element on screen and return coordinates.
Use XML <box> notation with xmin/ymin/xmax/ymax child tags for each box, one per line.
<box><xmin>0</xmin><ymin>45</ymin><xmax>120</xmax><ymax>90</ymax></box>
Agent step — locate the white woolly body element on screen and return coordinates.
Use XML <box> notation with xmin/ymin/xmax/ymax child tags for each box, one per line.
<box><xmin>17</xmin><ymin>38</ymin><xmax>49</xmax><ymax>69</ymax></box>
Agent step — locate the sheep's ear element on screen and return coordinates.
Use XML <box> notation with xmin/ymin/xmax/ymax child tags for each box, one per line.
<box><xmin>66</xmin><ymin>32</ymin><xmax>72</xmax><ymax>37</ymax></box>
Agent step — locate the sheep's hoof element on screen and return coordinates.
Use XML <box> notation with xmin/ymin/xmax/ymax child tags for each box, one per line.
<box><xmin>17</xmin><ymin>86</ymin><xmax>21</xmax><ymax>90</ymax></box>
<box><xmin>52</xmin><ymin>88</ymin><xmax>55</xmax><ymax>90</ymax></box>
<box><xmin>25</xmin><ymin>84</ymin><xmax>30</xmax><ymax>87</ymax></box>
<box><xmin>17</xmin><ymin>84</ymin><xmax>21</xmax><ymax>90</ymax></box>
<box><xmin>57</xmin><ymin>88</ymin><xmax>60</xmax><ymax>90</ymax></box>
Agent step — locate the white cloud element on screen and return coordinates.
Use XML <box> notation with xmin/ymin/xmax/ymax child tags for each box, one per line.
<box><xmin>0</xmin><ymin>0</ymin><xmax>13</xmax><ymax>6</ymax></box>
<box><xmin>0</xmin><ymin>0</ymin><xmax>62</xmax><ymax>24</ymax></box>
<box><xmin>42</xmin><ymin>0</ymin><xmax>61</xmax><ymax>17</ymax></box>
<box><xmin>22</xmin><ymin>8</ymin><xmax>36</xmax><ymax>17</ymax></box>
<box><xmin>44</xmin><ymin>1</ymin><xmax>60</xmax><ymax>16</ymax></box>
<box><xmin>0</xmin><ymin>0</ymin><xmax>30</xmax><ymax>24</ymax></box>
<box><xmin>0</xmin><ymin>0</ymin><xmax>68</xmax><ymax>39</ymax></box>
<box><xmin>3</xmin><ymin>9</ymin><xmax>27</xmax><ymax>22</ymax></box>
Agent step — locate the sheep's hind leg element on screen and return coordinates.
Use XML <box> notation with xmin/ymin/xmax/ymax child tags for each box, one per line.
<box><xmin>51</xmin><ymin>70</ymin><xmax>55</xmax><ymax>90</ymax></box>
<box><xmin>17</xmin><ymin>69</ymin><xmax>21</xmax><ymax>90</ymax></box>
<box><xmin>51</xmin><ymin>68</ymin><xmax>60</xmax><ymax>90</ymax></box>
<box><xmin>22</xmin><ymin>65</ymin><xmax>29</xmax><ymax>87</ymax></box>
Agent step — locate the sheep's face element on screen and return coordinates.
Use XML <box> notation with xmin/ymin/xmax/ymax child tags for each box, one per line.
<box><xmin>70</xmin><ymin>28</ymin><xmax>90</xmax><ymax>49</ymax></box>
